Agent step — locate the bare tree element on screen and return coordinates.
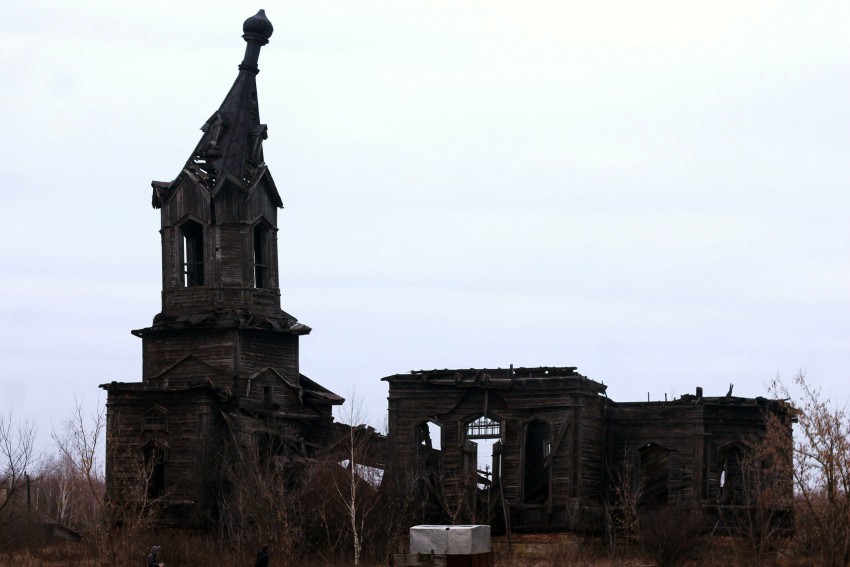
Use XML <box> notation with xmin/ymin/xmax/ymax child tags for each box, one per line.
<box><xmin>51</xmin><ymin>398</ymin><xmax>105</xmax><ymax>513</ymax></box>
<box><xmin>772</xmin><ymin>371</ymin><xmax>850</xmax><ymax>567</ymax></box>
<box><xmin>604</xmin><ymin>459</ymin><xmax>642</xmax><ymax>552</ymax></box>
<box><xmin>40</xmin><ymin>452</ymin><xmax>81</xmax><ymax>526</ymax></box>
<box><xmin>331</xmin><ymin>389</ymin><xmax>383</xmax><ymax>566</ymax></box>
<box><xmin>215</xmin><ymin>428</ymin><xmax>303</xmax><ymax>559</ymax></box>
<box><xmin>0</xmin><ymin>411</ymin><xmax>42</xmax><ymax>548</ymax></box>
<box><xmin>423</xmin><ymin>465</ymin><xmax>474</xmax><ymax>525</ymax></box>
<box><xmin>0</xmin><ymin>412</ymin><xmax>39</xmax><ymax>510</ymax></box>
<box><xmin>52</xmin><ymin>397</ymin><xmax>164</xmax><ymax>567</ymax></box>
<box><xmin>639</xmin><ymin>505</ymin><xmax>703</xmax><ymax>567</ymax></box>
<box><xmin>707</xmin><ymin>408</ymin><xmax>795</xmax><ymax>565</ymax></box>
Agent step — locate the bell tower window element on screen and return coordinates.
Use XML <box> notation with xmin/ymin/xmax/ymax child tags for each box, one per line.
<box><xmin>179</xmin><ymin>220</ymin><xmax>204</xmax><ymax>287</ymax></box>
<box><xmin>253</xmin><ymin>223</ymin><xmax>271</xmax><ymax>288</ymax></box>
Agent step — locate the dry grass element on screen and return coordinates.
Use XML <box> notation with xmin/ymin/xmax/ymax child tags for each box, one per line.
<box><xmin>0</xmin><ymin>534</ymin><xmax>826</xmax><ymax>567</ymax></box>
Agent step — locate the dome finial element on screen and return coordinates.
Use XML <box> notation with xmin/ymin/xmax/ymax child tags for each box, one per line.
<box><xmin>243</xmin><ymin>9</ymin><xmax>274</xmax><ymax>44</ymax></box>
<box><xmin>239</xmin><ymin>10</ymin><xmax>273</xmax><ymax>74</ymax></box>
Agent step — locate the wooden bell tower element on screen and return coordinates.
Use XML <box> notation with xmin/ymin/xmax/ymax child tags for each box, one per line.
<box><xmin>103</xmin><ymin>12</ymin><xmax>342</xmax><ymax>524</ymax></box>
<box><xmin>133</xmin><ymin>9</ymin><xmax>309</xmax><ymax>389</ymax></box>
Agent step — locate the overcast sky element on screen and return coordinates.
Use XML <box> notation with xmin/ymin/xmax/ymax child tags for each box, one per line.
<box><xmin>1</xmin><ymin>1</ymin><xmax>848</xmax><ymax>448</ymax></box>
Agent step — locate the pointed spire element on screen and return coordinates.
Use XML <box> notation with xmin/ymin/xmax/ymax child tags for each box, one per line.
<box><xmin>176</xmin><ymin>10</ymin><xmax>275</xmax><ymax>194</ymax></box>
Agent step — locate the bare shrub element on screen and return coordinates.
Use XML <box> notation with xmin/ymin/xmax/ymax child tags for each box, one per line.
<box><xmin>771</xmin><ymin>372</ymin><xmax>850</xmax><ymax>567</ymax></box>
<box><xmin>712</xmin><ymin>409</ymin><xmax>795</xmax><ymax>565</ymax></box>
<box><xmin>604</xmin><ymin>461</ymin><xmax>642</xmax><ymax>553</ymax></box>
<box><xmin>212</xmin><ymin>429</ymin><xmax>306</xmax><ymax>564</ymax></box>
<box><xmin>51</xmin><ymin>398</ymin><xmax>172</xmax><ymax>567</ymax></box>
<box><xmin>0</xmin><ymin>412</ymin><xmax>43</xmax><ymax>550</ymax></box>
<box><xmin>639</xmin><ymin>506</ymin><xmax>702</xmax><ymax>567</ymax></box>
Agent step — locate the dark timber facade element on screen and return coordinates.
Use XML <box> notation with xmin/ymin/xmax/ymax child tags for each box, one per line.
<box><xmin>101</xmin><ymin>11</ymin><xmax>793</xmax><ymax>533</ymax></box>
<box><xmin>383</xmin><ymin>369</ymin><xmax>793</xmax><ymax>533</ymax></box>
<box><xmin>101</xmin><ymin>11</ymin><xmax>343</xmax><ymax>526</ymax></box>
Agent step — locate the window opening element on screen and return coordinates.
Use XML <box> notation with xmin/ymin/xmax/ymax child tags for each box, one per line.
<box><xmin>523</xmin><ymin>420</ymin><xmax>551</xmax><ymax>503</ymax></box>
<box><xmin>473</xmin><ymin>438</ymin><xmax>502</xmax><ymax>490</ymax></box>
<box><xmin>253</xmin><ymin>224</ymin><xmax>270</xmax><ymax>288</ymax></box>
<box><xmin>180</xmin><ymin>220</ymin><xmax>204</xmax><ymax>286</ymax></box>
<box><xmin>415</xmin><ymin>420</ymin><xmax>441</xmax><ymax>450</ymax></box>
<box><xmin>719</xmin><ymin>445</ymin><xmax>745</xmax><ymax>504</ymax></box>
<box><xmin>415</xmin><ymin>420</ymin><xmax>442</xmax><ymax>473</ymax></box>
<box><xmin>465</xmin><ymin>416</ymin><xmax>502</xmax><ymax>491</ymax></box>
<box><xmin>263</xmin><ymin>386</ymin><xmax>273</xmax><ymax>403</ymax></box>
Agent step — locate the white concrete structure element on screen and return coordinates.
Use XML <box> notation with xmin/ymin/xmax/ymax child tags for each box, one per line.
<box><xmin>409</xmin><ymin>525</ymin><xmax>491</xmax><ymax>555</ymax></box>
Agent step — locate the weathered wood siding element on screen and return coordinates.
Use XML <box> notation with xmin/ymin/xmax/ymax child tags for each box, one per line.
<box><xmin>141</xmin><ymin>328</ymin><xmax>299</xmax><ymax>387</ymax></box>
<box><xmin>606</xmin><ymin>396</ymin><xmax>790</xmax><ymax>507</ymax></box>
<box><xmin>384</xmin><ymin>369</ymin><xmax>608</xmax><ymax>530</ymax></box>
<box><xmin>104</xmin><ymin>386</ymin><xmax>223</xmax><ymax>523</ymax></box>
<box><xmin>239</xmin><ymin>330</ymin><xmax>299</xmax><ymax>382</ymax></box>
<box><xmin>156</xmin><ymin>171</ymin><xmax>283</xmax><ymax>319</ymax></box>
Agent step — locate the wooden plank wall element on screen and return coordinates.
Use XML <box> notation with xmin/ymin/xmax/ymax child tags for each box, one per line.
<box><xmin>105</xmin><ymin>387</ymin><xmax>222</xmax><ymax>519</ymax></box>
<box><xmin>606</xmin><ymin>400</ymin><xmax>783</xmax><ymax>507</ymax></box>
<box><xmin>385</xmin><ymin>375</ymin><xmax>607</xmax><ymax>530</ymax></box>
<box><xmin>142</xmin><ymin>328</ymin><xmax>299</xmax><ymax>386</ymax></box>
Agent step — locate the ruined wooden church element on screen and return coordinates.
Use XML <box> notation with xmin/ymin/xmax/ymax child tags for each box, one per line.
<box><xmin>102</xmin><ymin>11</ymin><xmax>793</xmax><ymax>533</ymax></box>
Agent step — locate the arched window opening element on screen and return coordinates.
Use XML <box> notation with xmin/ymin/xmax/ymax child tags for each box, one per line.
<box><xmin>719</xmin><ymin>445</ymin><xmax>746</xmax><ymax>504</ymax></box>
<box><xmin>179</xmin><ymin>220</ymin><xmax>204</xmax><ymax>286</ymax></box>
<box><xmin>465</xmin><ymin>416</ymin><xmax>502</xmax><ymax>491</ymax></box>
<box><xmin>253</xmin><ymin>224</ymin><xmax>271</xmax><ymax>288</ymax></box>
<box><xmin>143</xmin><ymin>443</ymin><xmax>167</xmax><ymax>501</ymax></box>
<box><xmin>639</xmin><ymin>443</ymin><xmax>670</xmax><ymax>507</ymax></box>
<box><xmin>523</xmin><ymin>419</ymin><xmax>551</xmax><ymax>503</ymax></box>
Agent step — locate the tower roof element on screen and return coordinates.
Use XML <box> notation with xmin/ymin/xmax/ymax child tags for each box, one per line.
<box><xmin>153</xmin><ymin>10</ymin><xmax>281</xmax><ymax>206</ymax></box>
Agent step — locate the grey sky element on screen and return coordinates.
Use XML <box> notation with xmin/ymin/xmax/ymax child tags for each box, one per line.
<box><xmin>1</xmin><ymin>1</ymin><xmax>848</xmax><ymax>446</ymax></box>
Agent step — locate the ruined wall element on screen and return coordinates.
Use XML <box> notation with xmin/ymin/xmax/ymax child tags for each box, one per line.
<box><xmin>386</xmin><ymin>371</ymin><xmax>793</xmax><ymax>534</ymax></box>
<box><xmin>384</xmin><ymin>368</ymin><xmax>607</xmax><ymax>530</ymax></box>
<box><xmin>606</xmin><ymin>395</ymin><xmax>793</xmax><ymax>512</ymax></box>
